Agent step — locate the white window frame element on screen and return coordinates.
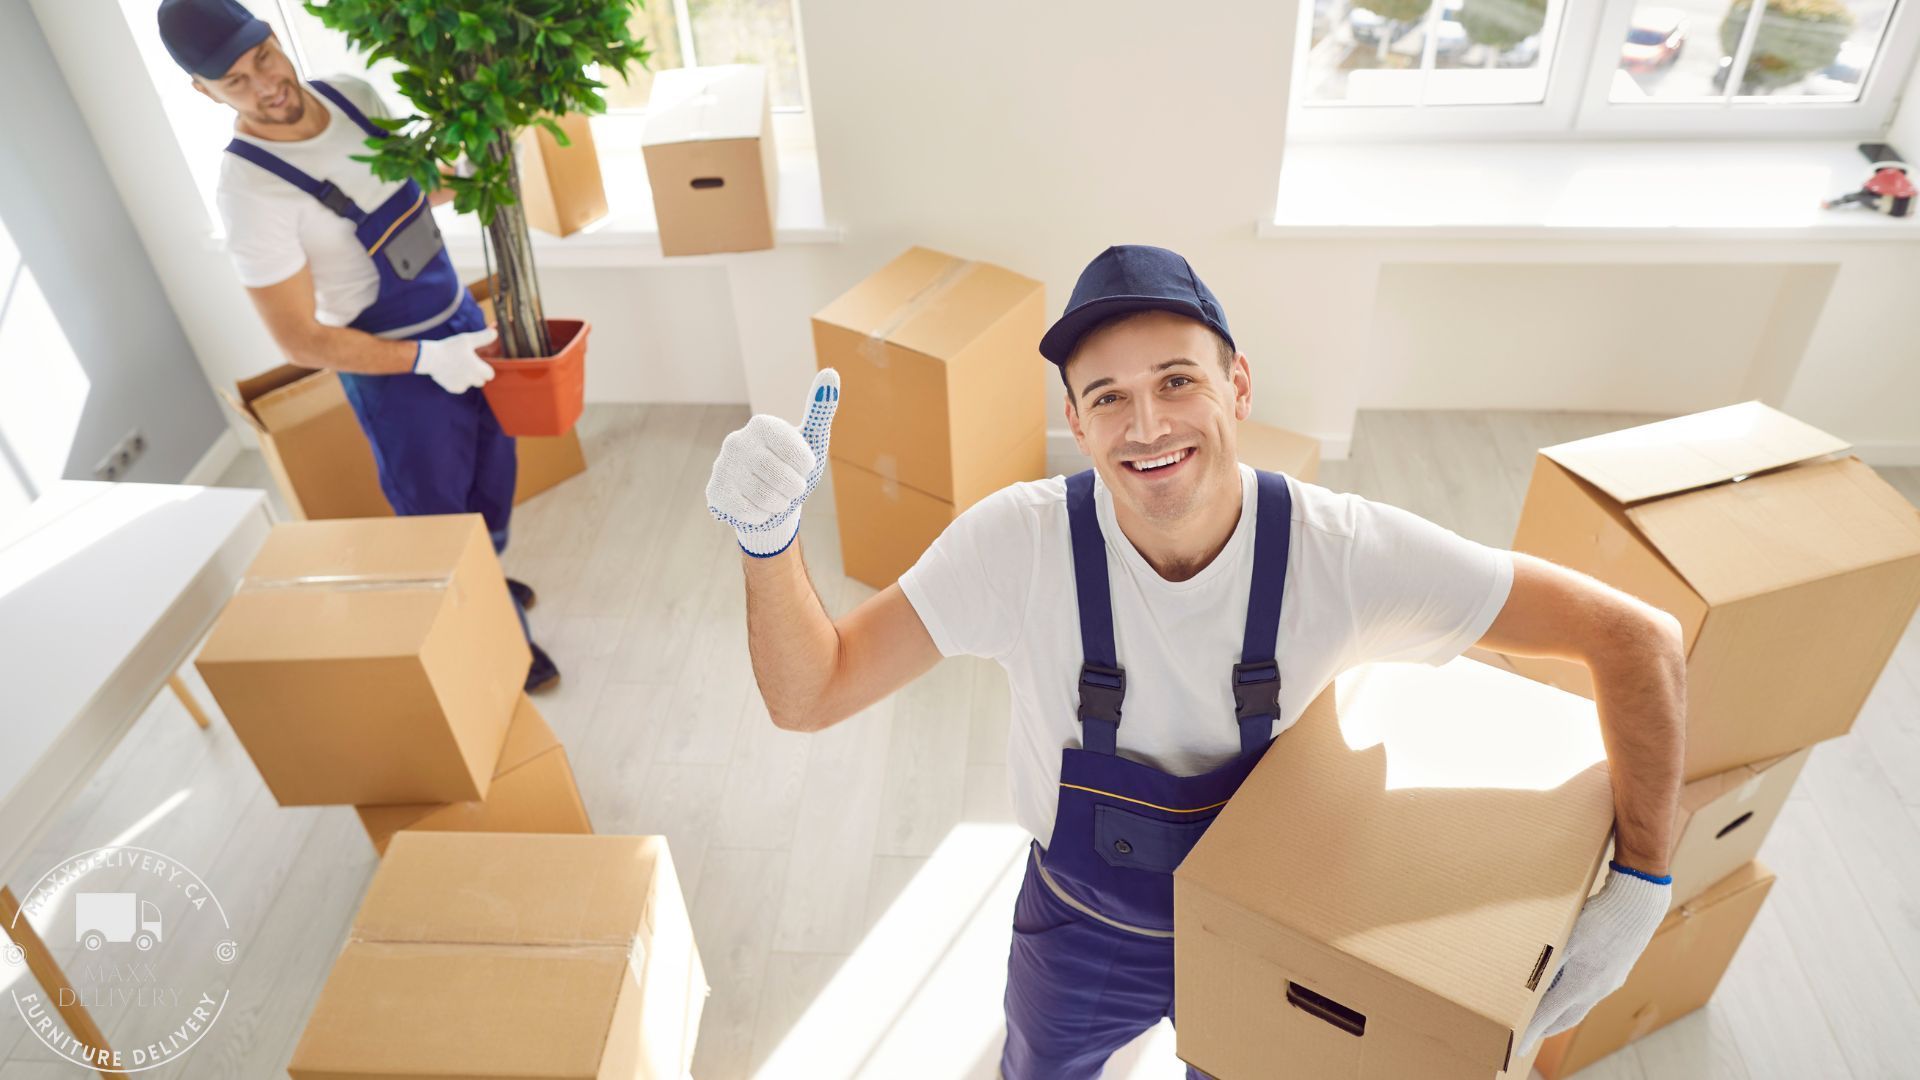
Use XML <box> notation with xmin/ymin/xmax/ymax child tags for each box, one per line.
<box><xmin>601</xmin><ymin>0</ymin><xmax>814</xmax><ymax>118</ymax></box>
<box><xmin>1288</xmin><ymin>0</ymin><xmax>1920</xmax><ymax>142</ymax></box>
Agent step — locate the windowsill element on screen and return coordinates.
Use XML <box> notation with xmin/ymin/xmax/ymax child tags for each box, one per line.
<box><xmin>1263</xmin><ymin>140</ymin><xmax>1920</xmax><ymax>241</ymax></box>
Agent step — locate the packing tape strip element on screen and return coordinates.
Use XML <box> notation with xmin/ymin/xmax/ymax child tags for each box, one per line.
<box><xmin>1732</xmin><ymin>770</ymin><xmax>1764</xmax><ymax>803</ymax></box>
<box><xmin>857</xmin><ymin>258</ymin><xmax>980</xmax><ymax>369</ymax></box>
<box><xmin>1628</xmin><ymin>1003</ymin><xmax>1662</xmax><ymax>1041</ymax></box>
<box><xmin>238</xmin><ymin>573</ymin><xmax>454</xmax><ymax>592</ymax></box>
<box><xmin>874</xmin><ymin>454</ymin><xmax>900</xmax><ymax>501</ymax></box>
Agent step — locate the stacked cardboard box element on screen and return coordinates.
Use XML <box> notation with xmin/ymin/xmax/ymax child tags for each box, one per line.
<box><xmin>195</xmin><ymin>515</ymin><xmax>591</xmax><ymax>853</ymax></box>
<box><xmin>1496</xmin><ymin>402</ymin><xmax>1920</xmax><ymax>1075</ymax></box>
<box><xmin>289</xmin><ymin>832</ymin><xmax>707</xmax><ymax>1079</ymax></box>
<box><xmin>811</xmin><ymin>247</ymin><xmax>1049</xmax><ymax>587</ymax></box>
<box><xmin>1238</xmin><ymin>419</ymin><xmax>1321</xmax><ymax>483</ymax></box>
<box><xmin>1175</xmin><ymin>658</ymin><xmax>1617</xmax><ymax>1079</ymax></box>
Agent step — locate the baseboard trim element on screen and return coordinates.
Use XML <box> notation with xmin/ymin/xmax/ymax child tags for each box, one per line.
<box><xmin>182</xmin><ymin>429</ymin><xmax>241</xmax><ymax>485</ymax></box>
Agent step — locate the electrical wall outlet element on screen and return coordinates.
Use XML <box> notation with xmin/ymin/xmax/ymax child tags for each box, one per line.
<box><xmin>91</xmin><ymin>428</ymin><xmax>146</xmax><ymax>482</ymax></box>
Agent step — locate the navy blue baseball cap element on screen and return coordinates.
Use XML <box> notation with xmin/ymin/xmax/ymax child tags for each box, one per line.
<box><xmin>1038</xmin><ymin>245</ymin><xmax>1235</xmax><ymax>367</ymax></box>
<box><xmin>157</xmin><ymin>0</ymin><xmax>272</xmax><ymax>80</ymax></box>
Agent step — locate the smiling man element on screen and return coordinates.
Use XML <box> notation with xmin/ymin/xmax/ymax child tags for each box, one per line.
<box><xmin>706</xmin><ymin>244</ymin><xmax>1685</xmax><ymax>1078</ymax></box>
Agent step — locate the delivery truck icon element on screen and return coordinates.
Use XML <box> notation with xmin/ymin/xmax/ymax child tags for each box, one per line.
<box><xmin>75</xmin><ymin>892</ymin><xmax>163</xmax><ymax>952</ymax></box>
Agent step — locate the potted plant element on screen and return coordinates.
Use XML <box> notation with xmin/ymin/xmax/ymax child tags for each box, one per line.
<box><xmin>305</xmin><ymin>0</ymin><xmax>650</xmax><ymax>433</ymax></box>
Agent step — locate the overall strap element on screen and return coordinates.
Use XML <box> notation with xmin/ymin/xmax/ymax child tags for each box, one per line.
<box><xmin>223</xmin><ymin>138</ymin><xmax>366</xmax><ymax>224</ymax></box>
<box><xmin>1066</xmin><ymin>469</ymin><xmax>1124</xmax><ymax>756</ymax></box>
<box><xmin>307</xmin><ymin>79</ymin><xmax>387</xmax><ymax>140</ymax></box>
<box><xmin>1233</xmin><ymin>470</ymin><xmax>1294</xmax><ymax>756</ymax></box>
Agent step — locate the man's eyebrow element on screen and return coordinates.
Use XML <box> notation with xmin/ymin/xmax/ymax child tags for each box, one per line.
<box><xmin>1076</xmin><ymin>357</ymin><xmax>1202</xmax><ymax>404</ymax></box>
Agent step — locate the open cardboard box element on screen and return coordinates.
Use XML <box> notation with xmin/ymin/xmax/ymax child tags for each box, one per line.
<box><xmin>1504</xmin><ymin>402</ymin><xmax>1920</xmax><ymax>780</ymax></box>
<box><xmin>1175</xmin><ymin>657</ymin><xmax>1616</xmax><ymax>1080</ymax></box>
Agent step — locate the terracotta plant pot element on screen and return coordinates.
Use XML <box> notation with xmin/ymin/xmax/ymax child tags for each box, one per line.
<box><xmin>478</xmin><ymin>319</ymin><xmax>589</xmax><ymax>437</ymax></box>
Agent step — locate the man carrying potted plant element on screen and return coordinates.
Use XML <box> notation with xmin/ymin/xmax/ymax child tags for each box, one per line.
<box><xmin>158</xmin><ymin>0</ymin><xmax>559</xmax><ymax>691</ymax></box>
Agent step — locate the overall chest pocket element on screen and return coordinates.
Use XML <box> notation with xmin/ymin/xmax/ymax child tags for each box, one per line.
<box><xmin>1093</xmin><ymin>804</ymin><xmax>1215</xmax><ymax>874</ymax></box>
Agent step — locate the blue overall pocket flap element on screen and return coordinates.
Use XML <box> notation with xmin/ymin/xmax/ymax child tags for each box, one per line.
<box><xmin>1093</xmin><ymin>804</ymin><xmax>1213</xmax><ymax>874</ymax></box>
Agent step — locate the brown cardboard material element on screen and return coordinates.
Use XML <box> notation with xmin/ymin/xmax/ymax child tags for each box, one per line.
<box><xmin>829</xmin><ymin>422</ymin><xmax>1046</xmax><ymax>590</ymax></box>
<box><xmin>1534</xmin><ymin>861</ymin><xmax>1775</xmax><ymax>1079</ymax></box>
<box><xmin>220</xmin><ymin>366</ymin><xmax>391</xmax><ymax>521</ymax></box>
<box><xmin>1505</xmin><ymin>401</ymin><xmax>1920</xmax><ymax>779</ymax></box>
<box><xmin>812</xmin><ymin>246</ymin><xmax>1048</xmax><ymax>507</ymax></box>
<box><xmin>1176</xmin><ymin>658</ymin><xmax>1616</xmax><ymax>1080</ymax></box>
<box><xmin>288</xmin><ymin>832</ymin><xmax>707</xmax><ymax>1080</ymax></box>
<box><xmin>641</xmin><ymin>65</ymin><xmax>778</xmax><ymax>256</ymax></box>
<box><xmin>1667</xmin><ymin>749</ymin><xmax>1806</xmax><ymax>909</ymax></box>
<box><xmin>195</xmin><ymin>514</ymin><xmax>530</xmax><ymax>807</ymax></box>
<box><xmin>356</xmin><ymin>694</ymin><xmax>592</xmax><ymax>855</ymax></box>
<box><xmin>516</xmin><ymin>112</ymin><xmax>608</xmax><ymax>238</ymax></box>
<box><xmin>514</xmin><ymin>429</ymin><xmax>589</xmax><ymax>503</ymax></box>
<box><xmin>1238</xmin><ymin>419</ymin><xmax>1321</xmax><ymax>484</ymax></box>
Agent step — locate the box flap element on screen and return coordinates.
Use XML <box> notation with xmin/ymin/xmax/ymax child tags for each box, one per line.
<box><xmin>1668</xmin><ymin>858</ymin><xmax>1773</xmax><ymax>921</ymax></box>
<box><xmin>249</xmin><ymin>367</ymin><xmax>353</xmax><ymax>434</ymax></box>
<box><xmin>1677</xmin><ymin>748</ymin><xmax>1808</xmax><ymax>816</ymax></box>
<box><xmin>240</xmin><ymin>515</ymin><xmax>483</xmax><ymax>583</ymax></box>
<box><xmin>358</xmin><ymin>833</ymin><xmax>660</xmax><ymax>948</ymax></box>
<box><xmin>1624</xmin><ymin>456</ymin><xmax>1920</xmax><ymax>604</ymax></box>
<box><xmin>813</xmin><ymin>247</ymin><xmax>1043</xmax><ymax>362</ymax></box>
<box><xmin>1540</xmin><ymin>402</ymin><xmax>1849</xmax><ymax>506</ymax></box>
<box><xmin>353</xmin><ymin>695</ymin><xmax>560</xmax><ymax>846</ymax></box>
<box><xmin>641</xmin><ymin>64</ymin><xmax>767</xmax><ymax>145</ymax></box>
<box><xmin>1177</xmin><ymin>658</ymin><xmax>1614</xmax><ymax>1069</ymax></box>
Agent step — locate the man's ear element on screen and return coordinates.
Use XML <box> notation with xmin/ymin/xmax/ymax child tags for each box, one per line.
<box><xmin>1063</xmin><ymin>386</ymin><xmax>1090</xmax><ymax>457</ymax></box>
<box><xmin>1231</xmin><ymin>352</ymin><xmax>1253</xmax><ymax>422</ymax></box>
<box><xmin>191</xmin><ymin>78</ymin><xmax>214</xmax><ymax>103</ymax></box>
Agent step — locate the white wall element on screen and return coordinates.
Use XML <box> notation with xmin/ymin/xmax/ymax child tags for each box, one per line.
<box><xmin>29</xmin><ymin>0</ymin><xmax>1920</xmax><ymax>467</ymax></box>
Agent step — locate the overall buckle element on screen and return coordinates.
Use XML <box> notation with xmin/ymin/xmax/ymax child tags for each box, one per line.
<box><xmin>315</xmin><ymin>182</ymin><xmax>356</xmax><ymax>217</ymax></box>
<box><xmin>1232</xmin><ymin>660</ymin><xmax>1282</xmax><ymax>723</ymax></box>
<box><xmin>1078</xmin><ymin>663</ymin><xmax>1126</xmax><ymax>726</ymax></box>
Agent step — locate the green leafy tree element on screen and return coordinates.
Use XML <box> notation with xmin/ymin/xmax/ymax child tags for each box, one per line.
<box><xmin>1719</xmin><ymin>0</ymin><xmax>1853</xmax><ymax>94</ymax></box>
<box><xmin>1354</xmin><ymin>0</ymin><xmax>1434</xmax><ymax>61</ymax></box>
<box><xmin>305</xmin><ymin>0</ymin><xmax>651</xmax><ymax>357</ymax></box>
<box><xmin>1461</xmin><ymin>0</ymin><xmax>1547</xmax><ymax>65</ymax></box>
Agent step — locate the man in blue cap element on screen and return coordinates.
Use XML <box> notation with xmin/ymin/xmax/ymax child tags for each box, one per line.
<box><xmin>707</xmin><ymin>245</ymin><xmax>1683</xmax><ymax>1076</ymax></box>
<box><xmin>157</xmin><ymin>0</ymin><xmax>557</xmax><ymax>691</ymax></box>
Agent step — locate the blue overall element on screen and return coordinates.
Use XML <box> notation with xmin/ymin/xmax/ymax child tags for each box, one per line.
<box><xmin>223</xmin><ymin>80</ymin><xmax>517</xmax><ymax>555</ymax></box>
<box><xmin>1001</xmin><ymin>468</ymin><xmax>1293</xmax><ymax>1080</ymax></box>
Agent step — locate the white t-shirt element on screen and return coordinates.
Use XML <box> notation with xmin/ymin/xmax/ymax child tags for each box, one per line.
<box><xmin>216</xmin><ymin>75</ymin><xmax>402</xmax><ymax>327</ymax></box>
<box><xmin>897</xmin><ymin>464</ymin><xmax>1514</xmax><ymax>849</ymax></box>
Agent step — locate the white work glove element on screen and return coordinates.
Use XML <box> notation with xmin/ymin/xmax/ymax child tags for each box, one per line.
<box><xmin>1519</xmin><ymin>861</ymin><xmax>1671</xmax><ymax>1055</ymax></box>
<box><xmin>706</xmin><ymin>368</ymin><xmax>840</xmax><ymax>557</ymax></box>
<box><xmin>413</xmin><ymin>327</ymin><xmax>499</xmax><ymax>394</ymax></box>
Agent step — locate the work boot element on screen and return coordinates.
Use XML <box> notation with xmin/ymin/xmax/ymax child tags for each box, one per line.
<box><xmin>525</xmin><ymin>642</ymin><xmax>561</xmax><ymax>693</ymax></box>
<box><xmin>507</xmin><ymin>577</ymin><xmax>537</xmax><ymax>610</ymax></box>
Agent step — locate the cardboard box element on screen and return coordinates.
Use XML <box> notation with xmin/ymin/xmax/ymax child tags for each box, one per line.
<box><xmin>517</xmin><ymin>112</ymin><xmax>609</xmax><ymax>238</ymax></box>
<box><xmin>813</xmin><ymin>246</ymin><xmax>1048</xmax><ymax>507</ymax></box>
<box><xmin>1175</xmin><ymin>658</ymin><xmax>1616</xmax><ymax>1080</ymax></box>
<box><xmin>1535</xmin><ymin>861</ymin><xmax>1776</xmax><ymax>1079</ymax></box>
<box><xmin>1667</xmin><ymin>749</ymin><xmax>1806</xmax><ymax>909</ymax></box>
<box><xmin>1504</xmin><ymin>402</ymin><xmax>1920</xmax><ymax>780</ymax></box>
<box><xmin>641</xmin><ymin>65</ymin><xmax>778</xmax><ymax>256</ymax></box>
<box><xmin>515</xmin><ymin>429</ymin><xmax>589</xmax><ymax>503</ymax></box>
<box><xmin>220</xmin><ymin>366</ymin><xmax>391</xmax><ymax>521</ymax></box>
<box><xmin>1238</xmin><ymin>419</ymin><xmax>1321</xmax><ymax>484</ymax></box>
<box><xmin>356</xmin><ymin>694</ymin><xmax>592</xmax><ymax>855</ymax></box>
<box><xmin>289</xmin><ymin>832</ymin><xmax>706</xmax><ymax>1080</ymax></box>
<box><xmin>195</xmin><ymin>514</ymin><xmax>530</xmax><ymax>806</ymax></box>
<box><xmin>831</xmin><ymin>422</ymin><xmax>1046</xmax><ymax>588</ymax></box>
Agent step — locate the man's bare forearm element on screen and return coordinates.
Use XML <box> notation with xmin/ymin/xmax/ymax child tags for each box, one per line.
<box><xmin>742</xmin><ymin>542</ymin><xmax>842</xmax><ymax>731</ymax></box>
<box><xmin>285</xmin><ymin>322</ymin><xmax>419</xmax><ymax>374</ymax></box>
<box><xmin>1586</xmin><ymin>618</ymin><xmax>1687</xmax><ymax>875</ymax></box>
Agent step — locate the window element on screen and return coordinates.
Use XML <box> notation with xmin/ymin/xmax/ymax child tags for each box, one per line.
<box><xmin>1291</xmin><ymin>0</ymin><xmax>1920</xmax><ymax>139</ymax></box>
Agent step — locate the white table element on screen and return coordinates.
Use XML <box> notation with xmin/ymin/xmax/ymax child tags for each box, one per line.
<box><xmin>0</xmin><ymin>481</ymin><xmax>270</xmax><ymax>1071</ymax></box>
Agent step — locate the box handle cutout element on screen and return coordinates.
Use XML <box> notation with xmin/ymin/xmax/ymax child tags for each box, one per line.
<box><xmin>1286</xmin><ymin>981</ymin><xmax>1365</xmax><ymax>1037</ymax></box>
<box><xmin>691</xmin><ymin>177</ymin><xmax>726</xmax><ymax>190</ymax></box>
<box><xmin>1715</xmin><ymin>811</ymin><xmax>1753</xmax><ymax>840</ymax></box>
<box><xmin>1526</xmin><ymin>944</ymin><xmax>1554</xmax><ymax>990</ymax></box>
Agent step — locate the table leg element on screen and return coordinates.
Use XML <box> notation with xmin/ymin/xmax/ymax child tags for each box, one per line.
<box><xmin>0</xmin><ymin>885</ymin><xmax>115</xmax><ymax>1077</ymax></box>
<box><xmin>168</xmin><ymin>673</ymin><xmax>212</xmax><ymax>730</ymax></box>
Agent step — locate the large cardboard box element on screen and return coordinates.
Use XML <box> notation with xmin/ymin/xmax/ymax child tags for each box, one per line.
<box><xmin>813</xmin><ymin>246</ymin><xmax>1047</xmax><ymax>507</ymax></box>
<box><xmin>1504</xmin><ymin>402</ymin><xmax>1920</xmax><ymax>780</ymax></box>
<box><xmin>356</xmin><ymin>694</ymin><xmax>592</xmax><ymax>855</ymax></box>
<box><xmin>1175</xmin><ymin>658</ymin><xmax>1616</xmax><ymax>1080</ymax></box>
<box><xmin>195</xmin><ymin>514</ymin><xmax>529</xmax><ymax>807</ymax></box>
<box><xmin>641</xmin><ymin>65</ymin><xmax>778</xmax><ymax>256</ymax></box>
<box><xmin>289</xmin><ymin>832</ymin><xmax>707</xmax><ymax>1080</ymax></box>
<box><xmin>831</xmin><ymin>422</ymin><xmax>1046</xmax><ymax>588</ymax></box>
<box><xmin>1667</xmin><ymin>749</ymin><xmax>1806</xmax><ymax>909</ymax></box>
<box><xmin>220</xmin><ymin>366</ymin><xmax>390</xmax><ymax>521</ymax></box>
<box><xmin>1238</xmin><ymin>419</ymin><xmax>1321</xmax><ymax>484</ymax></box>
<box><xmin>1535</xmin><ymin>861</ymin><xmax>1775</xmax><ymax>1079</ymax></box>
<box><xmin>517</xmin><ymin>112</ymin><xmax>609</xmax><ymax>238</ymax></box>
